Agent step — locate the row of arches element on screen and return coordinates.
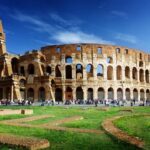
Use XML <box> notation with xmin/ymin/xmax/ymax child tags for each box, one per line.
<box><xmin>24</xmin><ymin>64</ymin><xmax>150</xmax><ymax>83</ymax></box>
<box><xmin>22</xmin><ymin>87</ymin><xmax>150</xmax><ymax>101</ymax></box>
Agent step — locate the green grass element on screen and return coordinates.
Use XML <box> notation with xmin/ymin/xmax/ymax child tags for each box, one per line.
<box><xmin>114</xmin><ymin>114</ymin><xmax>150</xmax><ymax>150</ymax></box>
<box><xmin>0</xmin><ymin>106</ymin><xmax>149</xmax><ymax>150</ymax></box>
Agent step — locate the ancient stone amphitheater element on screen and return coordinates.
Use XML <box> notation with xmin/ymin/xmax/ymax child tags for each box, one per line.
<box><xmin>0</xmin><ymin>20</ymin><xmax>150</xmax><ymax>102</ymax></box>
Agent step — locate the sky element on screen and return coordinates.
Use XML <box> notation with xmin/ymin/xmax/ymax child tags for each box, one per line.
<box><xmin>0</xmin><ymin>0</ymin><xmax>150</xmax><ymax>54</ymax></box>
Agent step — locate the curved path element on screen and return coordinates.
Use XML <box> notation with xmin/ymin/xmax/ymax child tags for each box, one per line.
<box><xmin>102</xmin><ymin>114</ymin><xmax>150</xmax><ymax>149</ymax></box>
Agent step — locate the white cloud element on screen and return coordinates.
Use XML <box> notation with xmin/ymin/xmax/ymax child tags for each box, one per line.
<box><xmin>10</xmin><ymin>11</ymin><xmax>114</xmax><ymax>45</ymax></box>
<box><xmin>115</xmin><ymin>33</ymin><xmax>137</xmax><ymax>44</ymax></box>
<box><xmin>52</xmin><ymin>31</ymin><xmax>115</xmax><ymax>44</ymax></box>
<box><xmin>111</xmin><ymin>11</ymin><xmax>128</xmax><ymax>19</ymax></box>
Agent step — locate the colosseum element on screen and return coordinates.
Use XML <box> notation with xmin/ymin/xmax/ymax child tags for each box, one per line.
<box><xmin>0</xmin><ymin>20</ymin><xmax>150</xmax><ymax>103</ymax></box>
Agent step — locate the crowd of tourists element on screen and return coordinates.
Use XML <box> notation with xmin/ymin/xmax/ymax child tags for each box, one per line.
<box><xmin>0</xmin><ymin>98</ymin><xmax>150</xmax><ymax>107</ymax></box>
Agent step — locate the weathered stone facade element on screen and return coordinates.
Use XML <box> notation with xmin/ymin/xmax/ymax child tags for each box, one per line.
<box><xmin>0</xmin><ymin>20</ymin><xmax>150</xmax><ymax>102</ymax></box>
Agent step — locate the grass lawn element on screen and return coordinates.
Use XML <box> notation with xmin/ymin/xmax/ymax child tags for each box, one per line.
<box><xmin>0</xmin><ymin>105</ymin><xmax>149</xmax><ymax>150</ymax></box>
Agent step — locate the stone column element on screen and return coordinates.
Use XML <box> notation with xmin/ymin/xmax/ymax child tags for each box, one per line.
<box><xmin>10</xmin><ymin>84</ymin><xmax>14</xmax><ymax>102</ymax></box>
<box><xmin>137</xmin><ymin>69</ymin><xmax>140</xmax><ymax>82</ymax></box>
<box><xmin>72</xmin><ymin>65</ymin><xmax>76</xmax><ymax>79</ymax></box>
<box><xmin>93</xmin><ymin>66</ymin><xmax>97</xmax><ymax>80</ymax></box>
<box><xmin>130</xmin><ymin>67</ymin><xmax>133</xmax><ymax>82</ymax></box>
<box><xmin>122</xmin><ymin>66</ymin><xmax>125</xmax><ymax>81</ymax></box>
<box><xmin>138</xmin><ymin>89</ymin><xmax>140</xmax><ymax>101</ymax></box>
<box><xmin>93</xmin><ymin>87</ymin><xmax>97</xmax><ymax>100</ymax></box>
<box><xmin>83</xmin><ymin>87</ymin><xmax>87</xmax><ymax>101</ymax></box>
<box><xmin>62</xmin><ymin>86</ymin><xmax>65</xmax><ymax>101</ymax></box>
<box><xmin>72</xmin><ymin>87</ymin><xmax>76</xmax><ymax>100</ymax></box>
<box><xmin>143</xmin><ymin>70</ymin><xmax>146</xmax><ymax>83</ymax></box>
<box><xmin>123</xmin><ymin>87</ymin><xmax>126</xmax><ymax>100</ymax></box>
<box><xmin>113</xmin><ymin>67</ymin><xmax>116</xmax><ymax>81</ymax></box>
<box><xmin>104</xmin><ymin>65</ymin><xmax>107</xmax><ymax>80</ymax></box>
<box><xmin>51</xmin><ymin>65</ymin><xmax>55</xmax><ymax>77</ymax></box>
<box><xmin>114</xmin><ymin>88</ymin><xmax>117</xmax><ymax>100</ymax></box>
<box><xmin>83</xmin><ymin>66</ymin><xmax>87</xmax><ymax>80</ymax></box>
<box><xmin>105</xmin><ymin>88</ymin><xmax>108</xmax><ymax>100</ymax></box>
<box><xmin>130</xmin><ymin>89</ymin><xmax>133</xmax><ymax>100</ymax></box>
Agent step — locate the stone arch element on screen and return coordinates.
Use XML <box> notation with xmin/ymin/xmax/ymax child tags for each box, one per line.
<box><xmin>87</xmin><ymin>88</ymin><xmax>93</xmax><ymax>100</ymax></box>
<box><xmin>145</xmin><ymin>70</ymin><xmax>149</xmax><ymax>83</ymax></box>
<box><xmin>11</xmin><ymin>57</ymin><xmax>19</xmax><ymax>74</ymax></box>
<box><xmin>65</xmin><ymin>56</ymin><xmax>72</xmax><ymax>63</ymax></box>
<box><xmin>117</xmin><ymin>88</ymin><xmax>123</xmax><ymax>100</ymax></box>
<box><xmin>76</xmin><ymin>87</ymin><xmax>83</xmax><ymax>100</ymax></box>
<box><xmin>76</xmin><ymin>64</ymin><xmax>83</xmax><ymax>79</ymax></box>
<box><xmin>107</xmin><ymin>57</ymin><xmax>113</xmax><ymax>63</ymax></box>
<box><xmin>107</xmin><ymin>66</ymin><xmax>113</xmax><ymax>80</ymax></box>
<box><xmin>40</xmin><ymin>56</ymin><xmax>46</xmax><ymax>63</ymax></box>
<box><xmin>140</xmin><ymin>89</ymin><xmax>145</xmax><ymax>101</ymax></box>
<box><xmin>55</xmin><ymin>88</ymin><xmax>62</xmax><ymax>101</ymax></box>
<box><xmin>86</xmin><ymin>64</ymin><xmax>93</xmax><ymax>78</ymax></box>
<box><xmin>28</xmin><ymin>64</ymin><xmax>35</xmax><ymax>75</ymax></box>
<box><xmin>38</xmin><ymin>87</ymin><xmax>45</xmax><ymax>101</ymax></box>
<box><xmin>146</xmin><ymin>89</ymin><xmax>150</xmax><ymax>100</ymax></box>
<box><xmin>139</xmin><ymin>69</ymin><xmax>144</xmax><ymax>82</ymax></box>
<box><xmin>97</xmin><ymin>64</ymin><xmax>104</xmax><ymax>77</ymax></box>
<box><xmin>55</xmin><ymin>65</ymin><xmax>61</xmax><ymax>77</ymax></box>
<box><xmin>20</xmin><ymin>89</ymin><xmax>25</xmax><ymax>100</ymax></box>
<box><xmin>125</xmin><ymin>66</ymin><xmax>130</xmax><ymax>79</ymax></box>
<box><xmin>133</xmin><ymin>89</ymin><xmax>138</xmax><ymax>101</ymax></box>
<box><xmin>132</xmin><ymin>67</ymin><xmax>137</xmax><ymax>80</ymax></box>
<box><xmin>66</xmin><ymin>65</ymin><xmax>72</xmax><ymax>79</ymax></box>
<box><xmin>20</xmin><ymin>66</ymin><xmax>25</xmax><ymax>76</ymax></box>
<box><xmin>117</xmin><ymin>66</ymin><xmax>122</xmax><ymax>80</ymax></box>
<box><xmin>125</xmin><ymin>88</ymin><xmax>130</xmax><ymax>100</ymax></box>
<box><xmin>46</xmin><ymin>66</ymin><xmax>51</xmax><ymax>75</ymax></box>
<box><xmin>27</xmin><ymin>88</ymin><xmax>34</xmax><ymax>101</ymax></box>
<box><xmin>98</xmin><ymin>87</ymin><xmax>105</xmax><ymax>100</ymax></box>
<box><xmin>0</xmin><ymin>88</ymin><xmax>3</xmax><ymax>100</ymax></box>
<box><xmin>66</xmin><ymin>87</ymin><xmax>73</xmax><ymax>100</ymax></box>
<box><xmin>108</xmin><ymin>87</ymin><xmax>114</xmax><ymax>99</ymax></box>
<box><xmin>139</xmin><ymin>61</ymin><xmax>143</xmax><ymax>67</ymax></box>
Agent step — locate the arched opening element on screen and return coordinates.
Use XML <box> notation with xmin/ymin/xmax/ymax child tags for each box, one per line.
<box><xmin>55</xmin><ymin>65</ymin><xmax>61</xmax><ymax>77</ymax></box>
<box><xmin>86</xmin><ymin>64</ymin><xmax>93</xmax><ymax>78</ymax></box>
<box><xmin>65</xmin><ymin>56</ymin><xmax>72</xmax><ymax>63</ymax></box>
<box><xmin>97</xmin><ymin>64</ymin><xmax>104</xmax><ymax>78</ymax></box>
<box><xmin>125</xmin><ymin>66</ymin><xmax>130</xmax><ymax>79</ymax></box>
<box><xmin>139</xmin><ymin>61</ymin><xmax>143</xmax><ymax>67</ymax></box>
<box><xmin>133</xmin><ymin>89</ymin><xmax>138</xmax><ymax>101</ymax></box>
<box><xmin>76</xmin><ymin>87</ymin><xmax>83</xmax><ymax>100</ymax></box>
<box><xmin>140</xmin><ymin>89</ymin><xmax>145</xmax><ymax>101</ymax></box>
<box><xmin>55</xmin><ymin>88</ymin><xmax>62</xmax><ymax>101</ymax></box>
<box><xmin>20</xmin><ymin>66</ymin><xmax>25</xmax><ymax>76</ymax></box>
<box><xmin>108</xmin><ymin>88</ymin><xmax>114</xmax><ymax>99</ymax></box>
<box><xmin>98</xmin><ymin>88</ymin><xmax>104</xmax><ymax>100</ymax></box>
<box><xmin>117</xmin><ymin>66</ymin><xmax>122</xmax><ymax>80</ymax></box>
<box><xmin>28</xmin><ymin>64</ymin><xmax>35</xmax><ymax>75</ymax></box>
<box><xmin>116</xmin><ymin>48</ymin><xmax>120</xmax><ymax>53</ymax></box>
<box><xmin>20</xmin><ymin>89</ymin><xmax>25</xmax><ymax>100</ymax></box>
<box><xmin>146</xmin><ymin>89</ymin><xmax>150</xmax><ymax>100</ymax></box>
<box><xmin>40</xmin><ymin>56</ymin><xmax>45</xmax><ymax>63</ymax></box>
<box><xmin>66</xmin><ymin>65</ymin><xmax>72</xmax><ymax>79</ymax></box>
<box><xmin>107</xmin><ymin>66</ymin><xmax>113</xmax><ymax>80</ymax></box>
<box><xmin>65</xmin><ymin>87</ymin><xmax>73</xmax><ymax>100</ymax></box>
<box><xmin>11</xmin><ymin>58</ymin><xmax>19</xmax><ymax>74</ymax></box>
<box><xmin>117</xmin><ymin>88</ymin><xmax>123</xmax><ymax>100</ymax></box>
<box><xmin>87</xmin><ymin>88</ymin><xmax>93</xmax><ymax>100</ymax></box>
<box><xmin>19</xmin><ymin>79</ymin><xmax>26</xmax><ymax>87</ymax></box>
<box><xmin>132</xmin><ymin>67</ymin><xmax>137</xmax><ymax>80</ymax></box>
<box><xmin>38</xmin><ymin>87</ymin><xmax>45</xmax><ymax>101</ymax></box>
<box><xmin>6</xmin><ymin>87</ymin><xmax>11</xmax><ymax>100</ymax></box>
<box><xmin>0</xmin><ymin>64</ymin><xmax>3</xmax><ymax>77</ymax></box>
<box><xmin>0</xmin><ymin>88</ymin><xmax>3</xmax><ymax>100</ymax></box>
<box><xmin>107</xmin><ymin>57</ymin><xmax>113</xmax><ymax>63</ymax></box>
<box><xmin>46</xmin><ymin>66</ymin><xmax>51</xmax><ymax>75</ymax></box>
<box><xmin>139</xmin><ymin>69</ymin><xmax>144</xmax><ymax>82</ymax></box>
<box><xmin>145</xmin><ymin>70</ymin><xmax>149</xmax><ymax>83</ymax></box>
<box><xmin>76</xmin><ymin>64</ymin><xmax>83</xmax><ymax>79</ymax></box>
<box><xmin>125</xmin><ymin>88</ymin><xmax>130</xmax><ymax>100</ymax></box>
<box><xmin>27</xmin><ymin>88</ymin><xmax>34</xmax><ymax>101</ymax></box>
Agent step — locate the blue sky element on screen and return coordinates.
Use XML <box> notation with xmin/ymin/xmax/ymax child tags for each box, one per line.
<box><xmin>0</xmin><ymin>0</ymin><xmax>150</xmax><ymax>54</ymax></box>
